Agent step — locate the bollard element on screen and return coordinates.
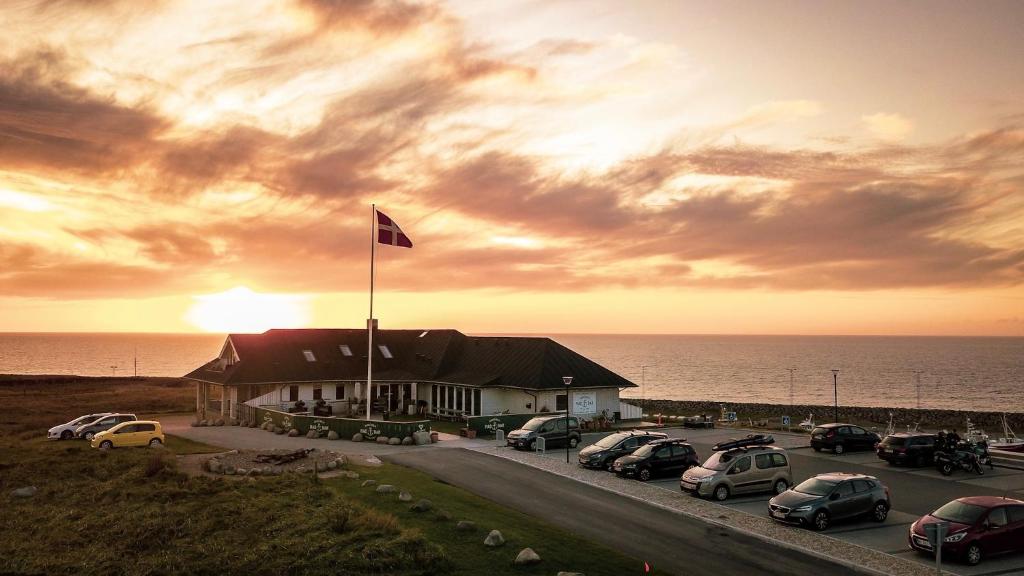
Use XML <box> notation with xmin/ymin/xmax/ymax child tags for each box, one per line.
<box><xmin>535</xmin><ymin>436</ymin><xmax>546</xmax><ymax>454</ymax></box>
<box><xmin>495</xmin><ymin>429</ymin><xmax>505</xmax><ymax>446</ymax></box>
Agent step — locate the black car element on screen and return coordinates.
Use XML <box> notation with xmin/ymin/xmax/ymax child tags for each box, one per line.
<box><xmin>876</xmin><ymin>432</ymin><xmax>938</xmax><ymax>467</ymax></box>
<box><xmin>612</xmin><ymin>438</ymin><xmax>699</xmax><ymax>481</ymax></box>
<box><xmin>506</xmin><ymin>415</ymin><xmax>581</xmax><ymax>451</ymax></box>
<box><xmin>578</xmin><ymin>430</ymin><xmax>669</xmax><ymax>470</ymax></box>
<box><xmin>810</xmin><ymin>423</ymin><xmax>881</xmax><ymax>455</ymax></box>
<box><xmin>74</xmin><ymin>413</ymin><xmax>137</xmax><ymax>441</ymax></box>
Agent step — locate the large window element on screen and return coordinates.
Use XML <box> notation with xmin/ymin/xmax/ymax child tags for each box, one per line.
<box><xmin>335</xmin><ymin>385</ymin><xmax>345</xmax><ymax>399</ymax></box>
<box><xmin>456</xmin><ymin>387</ymin><xmax>463</xmax><ymax>410</ymax></box>
<box><xmin>313</xmin><ymin>386</ymin><xmax>322</xmax><ymax>400</ymax></box>
<box><xmin>288</xmin><ymin>385</ymin><xmax>299</xmax><ymax>402</ymax></box>
<box><xmin>473</xmin><ymin>389</ymin><xmax>481</xmax><ymax>416</ymax></box>
<box><xmin>431</xmin><ymin>385</ymin><xmax>438</xmax><ymax>412</ymax></box>
<box><xmin>556</xmin><ymin>394</ymin><xmax>567</xmax><ymax>411</ymax></box>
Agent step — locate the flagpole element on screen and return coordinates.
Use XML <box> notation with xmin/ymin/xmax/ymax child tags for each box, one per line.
<box><xmin>366</xmin><ymin>203</ymin><xmax>375</xmax><ymax>421</ymax></box>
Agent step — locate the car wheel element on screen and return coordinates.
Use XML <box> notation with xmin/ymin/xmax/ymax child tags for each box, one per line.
<box><xmin>528</xmin><ymin>440</ymin><xmax>536</xmax><ymax>451</ymax></box>
<box><xmin>939</xmin><ymin>462</ymin><xmax>953</xmax><ymax>476</ymax></box>
<box><xmin>60</xmin><ymin>430</ymin><xmax>73</xmax><ymax>440</ymax></box>
<box><xmin>569</xmin><ymin>436</ymin><xmax>579</xmax><ymax>449</ymax></box>
<box><xmin>773</xmin><ymin>479</ymin><xmax>788</xmax><ymax>495</ymax></box>
<box><xmin>812</xmin><ymin>510</ymin><xmax>830</xmax><ymax>531</ymax></box>
<box><xmin>638</xmin><ymin>468</ymin><xmax>652</xmax><ymax>482</ymax></box>
<box><xmin>833</xmin><ymin>443</ymin><xmax>845</xmax><ymax>455</ymax></box>
<box><xmin>871</xmin><ymin>501</ymin><xmax>889</xmax><ymax>522</ymax></box>
<box><xmin>149</xmin><ymin>438</ymin><xmax>163</xmax><ymax>447</ymax></box>
<box><xmin>713</xmin><ymin>484</ymin><xmax>730</xmax><ymax>501</ymax></box>
<box><xmin>100</xmin><ymin>440</ymin><xmax>113</xmax><ymax>450</ymax></box>
<box><xmin>964</xmin><ymin>543</ymin><xmax>982</xmax><ymax>566</ymax></box>
<box><xmin>84</xmin><ymin>431</ymin><xmax>95</xmax><ymax>441</ymax></box>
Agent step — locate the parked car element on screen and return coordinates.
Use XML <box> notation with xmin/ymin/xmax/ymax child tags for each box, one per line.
<box><xmin>768</xmin><ymin>472</ymin><xmax>890</xmax><ymax>531</ymax></box>
<box><xmin>47</xmin><ymin>413</ymin><xmax>112</xmax><ymax>440</ymax></box>
<box><xmin>682</xmin><ymin>414</ymin><xmax>715</xmax><ymax>429</ymax></box>
<box><xmin>909</xmin><ymin>496</ymin><xmax>1024</xmax><ymax>566</ymax></box>
<box><xmin>612</xmin><ymin>438</ymin><xmax>699</xmax><ymax>481</ymax></box>
<box><xmin>810</xmin><ymin>423</ymin><xmax>881</xmax><ymax>454</ymax></box>
<box><xmin>877</xmin><ymin>432</ymin><xmax>938</xmax><ymax>467</ymax></box>
<box><xmin>681</xmin><ymin>444</ymin><xmax>793</xmax><ymax>501</ymax></box>
<box><xmin>75</xmin><ymin>413</ymin><xmax>137</xmax><ymax>440</ymax></box>
<box><xmin>577</xmin><ymin>430</ymin><xmax>669</xmax><ymax>470</ymax></box>
<box><xmin>506</xmin><ymin>415</ymin><xmax>581</xmax><ymax>451</ymax></box>
<box><xmin>91</xmin><ymin>421</ymin><xmax>165</xmax><ymax>449</ymax></box>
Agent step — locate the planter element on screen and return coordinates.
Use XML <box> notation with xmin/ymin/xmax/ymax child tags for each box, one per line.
<box><xmin>430</xmin><ymin>431</ymin><xmax>439</xmax><ymax>443</ymax></box>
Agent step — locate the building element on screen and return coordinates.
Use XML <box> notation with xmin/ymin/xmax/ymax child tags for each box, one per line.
<box><xmin>184</xmin><ymin>328</ymin><xmax>637</xmax><ymax>424</ymax></box>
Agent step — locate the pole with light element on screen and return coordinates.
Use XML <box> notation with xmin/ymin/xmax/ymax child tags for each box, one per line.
<box><xmin>831</xmin><ymin>369</ymin><xmax>840</xmax><ymax>423</ymax></box>
<box><xmin>563</xmin><ymin>376</ymin><xmax>573</xmax><ymax>464</ymax></box>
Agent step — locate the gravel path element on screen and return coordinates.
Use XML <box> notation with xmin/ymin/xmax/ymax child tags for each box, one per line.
<box><xmin>475</xmin><ymin>445</ymin><xmax>950</xmax><ymax>576</ymax></box>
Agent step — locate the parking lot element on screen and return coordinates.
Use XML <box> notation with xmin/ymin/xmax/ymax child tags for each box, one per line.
<box><xmin>522</xmin><ymin>426</ymin><xmax>1024</xmax><ymax>576</ymax></box>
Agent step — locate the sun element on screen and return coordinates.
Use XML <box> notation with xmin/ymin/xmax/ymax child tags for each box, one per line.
<box><xmin>185</xmin><ymin>287</ymin><xmax>311</xmax><ymax>333</ymax></box>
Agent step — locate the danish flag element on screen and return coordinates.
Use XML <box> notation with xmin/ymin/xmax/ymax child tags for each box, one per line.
<box><xmin>376</xmin><ymin>209</ymin><xmax>413</xmax><ymax>248</ymax></box>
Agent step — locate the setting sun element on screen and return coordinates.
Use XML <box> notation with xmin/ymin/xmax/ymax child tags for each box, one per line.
<box><xmin>185</xmin><ymin>287</ymin><xmax>310</xmax><ymax>333</ymax></box>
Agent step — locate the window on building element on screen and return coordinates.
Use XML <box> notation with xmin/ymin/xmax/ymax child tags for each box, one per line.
<box><xmin>335</xmin><ymin>385</ymin><xmax>345</xmax><ymax>399</ymax></box>
<box><xmin>338</xmin><ymin>345</ymin><xmax>352</xmax><ymax>357</ymax></box>
<box><xmin>303</xmin><ymin>350</ymin><xmax>316</xmax><ymax>362</ymax></box>
<box><xmin>556</xmin><ymin>394</ymin><xmax>568</xmax><ymax>411</ymax></box>
<box><xmin>288</xmin><ymin>385</ymin><xmax>299</xmax><ymax>401</ymax></box>
<box><xmin>378</xmin><ymin>345</ymin><xmax>393</xmax><ymax>359</ymax></box>
<box><xmin>473</xmin><ymin>388</ymin><xmax>481</xmax><ymax>416</ymax></box>
<box><xmin>313</xmin><ymin>386</ymin><xmax>322</xmax><ymax>400</ymax></box>
<box><xmin>456</xmin><ymin>387</ymin><xmax>463</xmax><ymax>410</ymax></box>
<box><xmin>419</xmin><ymin>330</ymin><xmax>429</xmax><ymax>338</ymax></box>
<box><xmin>431</xmin><ymin>385</ymin><xmax>438</xmax><ymax>412</ymax></box>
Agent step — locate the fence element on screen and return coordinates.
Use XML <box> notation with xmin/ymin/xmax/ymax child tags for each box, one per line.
<box><xmin>466</xmin><ymin>412</ymin><xmax>549</xmax><ymax>436</ymax></box>
<box><xmin>253</xmin><ymin>405</ymin><xmax>430</xmax><ymax>440</ymax></box>
<box><xmin>618</xmin><ymin>402</ymin><xmax>642</xmax><ymax>421</ymax></box>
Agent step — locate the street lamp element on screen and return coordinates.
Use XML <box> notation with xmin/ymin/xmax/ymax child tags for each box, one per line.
<box><xmin>831</xmin><ymin>369</ymin><xmax>840</xmax><ymax>423</ymax></box>
<box><xmin>563</xmin><ymin>376</ymin><xmax>573</xmax><ymax>463</ymax></box>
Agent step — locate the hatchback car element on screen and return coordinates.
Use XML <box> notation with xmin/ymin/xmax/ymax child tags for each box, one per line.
<box><xmin>768</xmin><ymin>472</ymin><xmax>890</xmax><ymax>531</ymax></box>
<box><xmin>909</xmin><ymin>496</ymin><xmax>1024</xmax><ymax>566</ymax></box>
<box><xmin>75</xmin><ymin>413</ymin><xmax>137</xmax><ymax>440</ymax></box>
<box><xmin>578</xmin><ymin>430</ymin><xmax>669</xmax><ymax>470</ymax></box>
<box><xmin>612</xmin><ymin>438</ymin><xmax>699</xmax><ymax>481</ymax></box>
<box><xmin>91</xmin><ymin>421</ymin><xmax>165</xmax><ymax>449</ymax></box>
<box><xmin>681</xmin><ymin>445</ymin><xmax>793</xmax><ymax>501</ymax></box>
<box><xmin>810</xmin><ymin>423</ymin><xmax>881</xmax><ymax>454</ymax></box>
<box><xmin>877</xmin><ymin>432</ymin><xmax>938</xmax><ymax>467</ymax></box>
<box><xmin>506</xmin><ymin>415</ymin><xmax>581</xmax><ymax>451</ymax></box>
<box><xmin>47</xmin><ymin>413</ymin><xmax>112</xmax><ymax>440</ymax></box>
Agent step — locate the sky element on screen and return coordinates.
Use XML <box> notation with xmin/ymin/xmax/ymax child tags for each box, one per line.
<box><xmin>1</xmin><ymin>0</ymin><xmax>1023</xmax><ymax>336</ymax></box>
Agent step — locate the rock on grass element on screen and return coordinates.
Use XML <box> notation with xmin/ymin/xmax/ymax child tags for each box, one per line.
<box><xmin>513</xmin><ymin>548</ymin><xmax>541</xmax><ymax>565</ymax></box>
<box><xmin>483</xmin><ymin>529</ymin><xmax>504</xmax><ymax>547</ymax></box>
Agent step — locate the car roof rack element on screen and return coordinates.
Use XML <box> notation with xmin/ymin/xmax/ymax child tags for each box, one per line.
<box><xmin>712</xmin><ymin>434</ymin><xmax>775</xmax><ymax>452</ymax></box>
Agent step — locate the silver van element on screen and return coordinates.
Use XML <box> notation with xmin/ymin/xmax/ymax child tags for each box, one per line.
<box><xmin>680</xmin><ymin>444</ymin><xmax>793</xmax><ymax>501</ymax></box>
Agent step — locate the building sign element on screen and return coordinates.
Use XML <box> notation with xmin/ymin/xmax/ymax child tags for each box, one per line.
<box><xmin>572</xmin><ymin>392</ymin><xmax>597</xmax><ymax>415</ymax></box>
<box><xmin>310</xmin><ymin>419</ymin><xmax>330</xmax><ymax>435</ymax></box>
<box><xmin>484</xmin><ymin>418</ymin><xmax>505</xmax><ymax>432</ymax></box>
<box><xmin>359</xmin><ymin>422</ymin><xmax>381</xmax><ymax>439</ymax></box>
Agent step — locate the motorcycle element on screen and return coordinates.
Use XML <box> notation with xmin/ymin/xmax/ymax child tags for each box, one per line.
<box><xmin>934</xmin><ymin>442</ymin><xmax>986</xmax><ymax>476</ymax></box>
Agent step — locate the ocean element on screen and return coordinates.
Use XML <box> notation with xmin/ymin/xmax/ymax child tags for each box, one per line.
<box><xmin>0</xmin><ymin>333</ymin><xmax>1021</xmax><ymax>413</ymax></box>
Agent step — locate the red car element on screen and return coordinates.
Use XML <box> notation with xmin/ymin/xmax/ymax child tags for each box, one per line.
<box><xmin>909</xmin><ymin>496</ymin><xmax>1024</xmax><ymax>565</ymax></box>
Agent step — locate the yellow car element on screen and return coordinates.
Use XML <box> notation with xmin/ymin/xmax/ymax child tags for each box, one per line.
<box><xmin>91</xmin><ymin>420</ymin><xmax>165</xmax><ymax>449</ymax></box>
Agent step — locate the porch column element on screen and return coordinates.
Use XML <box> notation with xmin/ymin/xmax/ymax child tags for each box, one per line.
<box><xmin>229</xmin><ymin>388</ymin><xmax>237</xmax><ymax>420</ymax></box>
<box><xmin>221</xmin><ymin>385</ymin><xmax>228</xmax><ymax>417</ymax></box>
<box><xmin>195</xmin><ymin>381</ymin><xmax>202</xmax><ymax>416</ymax></box>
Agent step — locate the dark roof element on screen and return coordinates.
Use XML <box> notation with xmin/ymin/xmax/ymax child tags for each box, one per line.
<box><xmin>184</xmin><ymin>328</ymin><xmax>636</xmax><ymax>391</ymax></box>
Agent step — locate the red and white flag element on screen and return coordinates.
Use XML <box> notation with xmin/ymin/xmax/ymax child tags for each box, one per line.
<box><xmin>376</xmin><ymin>209</ymin><xmax>413</xmax><ymax>248</ymax></box>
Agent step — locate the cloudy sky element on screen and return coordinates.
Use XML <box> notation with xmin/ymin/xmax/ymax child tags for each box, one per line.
<box><xmin>1</xmin><ymin>0</ymin><xmax>1023</xmax><ymax>335</ymax></box>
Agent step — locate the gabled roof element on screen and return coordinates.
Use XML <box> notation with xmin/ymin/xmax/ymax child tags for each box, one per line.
<box><xmin>183</xmin><ymin>328</ymin><xmax>636</xmax><ymax>391</ymax></box>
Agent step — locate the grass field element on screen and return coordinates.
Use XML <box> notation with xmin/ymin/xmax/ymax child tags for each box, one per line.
<box><xmin>0</xmin><ymin>377</ymin><xmax>659</xmax><ymax>575</ymax></box>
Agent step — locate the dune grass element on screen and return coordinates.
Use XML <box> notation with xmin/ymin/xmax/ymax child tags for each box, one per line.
<box><xmin>0</xmin><ymin>377</ymin><xmax>660</xmax><ymax>575</ymax></box>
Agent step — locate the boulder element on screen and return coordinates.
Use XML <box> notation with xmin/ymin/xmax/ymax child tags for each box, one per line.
<box><xmin>236</xmin><ymin>468</ymin><xmax>247</xmax><ymax>475</ymax></box>
<box><xmin>335</xmin><ymin>455</ymin><xmax>347</xmax><ymax>466</ymax></box>
<box><xmin>190</xmin><ymin>416</ymin><xmax>201</xmax><ymax>427</ymax></box>
<box><xmin>340</xmin><ymin>471</ymin><xmax>360</xmax><ymax>479</ymax></box>
<box><xmin>224</xmin><ymin>466</ymin><xmax>236</xmax><ymax>476</ymax></box>
<box><xmin>199</xmin><ymin>420</ymin><xmax>209</xmax><ymax>427</ymax></box>
<box><xmin>513</xmin><ymin>548</ymin><xmax>540</xmax><ymax>565</ymax></box>
<box><xmin>288</xmin><ymin>429</ymin><xmax>299</xmax><ymax>437</ymax></box>
<box><xmin>306</xmin><ymin>430</ymin><xmax>317</xmax><ymax>439</ymax></box>
<box><xmin>375</xmin><ymin>484</ymin><xmax>396</xmax><ymax>494</ymax></box>
<box><xmin>206</xmin><ymin>459</ymin><xmax>224</xmax><ymax>474</ymax></box>
<box><xmin>327</xmin><ymin>431</ymin><xmax>340</xmax><ymax>441</ymax></box>
<box><xmin>326</xmin><ymin>460</ymin><xmax>338</xmax><ymax>470</ymax></box>
<box><xmin>401</xmin><ymin>436</ymin><xmax>414</xmax><ymax>446</ymax></box>
<box><xmin>483</xmin><ymin>529</ymin><xmax>505</xmax><ymax>547</ymax></box>
<box><xmin>229</xmin><ymin>419</ymin><xmax>239</xmax><ymax>426</ymax></box>
<box><xmin>410</xmin><ymin>499</ymin><xmax>433</xmax><ymax>513</ymax></box>
<box><xmin>387</xmin><ymin>437</ymin><xmax>401</xmax><ymax>446</ymax></box>
<box><xmin>412</xmin><ymin>430</ymin><xmax>431</xmax><ymax>446</ymax></box>
<box><xmin>398</xmin><ymin>491</ymin><xmax>413</xmax><ymax>502</ymax></box>
<box><xmin>238</xmin><ymin>420</ymin><xmax>248</xmax><ymax>428</ymax></box>
<box><xmin>352</xmin><ymin>433</ymin><xmax>364</xmax><ymax>442</ymax></box>
<box><xmin>455</xmin><ymin>520</ymin><xmax>476</xmax><ymax>532</ymax></box>
<box><xmin>375</xmin><ymin>436</ymin><xmax>390</xmax><ymax>444</ymax></box>
<box><xmin>10</xmin><ymin>486</ymin><xmax>37</xmax><ymax>498</ymax></box>
<box><xmin>361</xmin><ymin>479</ymin><xmax>377</xmax><ymax>487</ymax></box>
<box><xmin>214</xmin><ymin>419</ymin><xmax>225</xmax><ymax>426</ymax></box>
<box><xmin>273</xmin><ymin>426</ymin><xmax>284</xmax><ymax>435</ymax></box>
<box><xmin>434</xmin><ymin>509</ymin><xmax>452</xmax><ymax>521</ymax></box>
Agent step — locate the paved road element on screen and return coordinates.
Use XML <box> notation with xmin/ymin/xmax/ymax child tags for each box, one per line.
<box><xmin>385</xmin><ymin>448</ymin><xmax>862</xmax><ymax>576</ymax></box>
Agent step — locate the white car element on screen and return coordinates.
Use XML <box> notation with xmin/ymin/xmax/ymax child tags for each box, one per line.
<box><xmin>47</xmin><ymin>413</ymin><xmax>113</xmax><ymax>440</ymax></box>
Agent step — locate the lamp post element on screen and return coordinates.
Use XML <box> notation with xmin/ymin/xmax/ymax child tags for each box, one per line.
<box><xmin>831</xmin><ymin>369</ymin><xmax>840</xmax><ymax>423</ymax></box>
<box><xmin>563</xmin><ymin>376</ymin><xmax>573</xmax><ymax>463</ymax></box>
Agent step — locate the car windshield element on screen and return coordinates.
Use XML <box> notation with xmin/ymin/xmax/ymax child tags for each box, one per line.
<box><xmin>593</xmin><ymin>433</ymin><xmax>626</xmax><ymax>449</ymax></box>
<box><xmin>811</xmin><ymin>427</ymin><xmax>830</xmax><ymax>436</ymax></box>
<box><xmin>882</xmin><ymin>436</ymin><xmax>906</xmax><ymax>446</ymax></box>
<box><xmin>522</xmin><ymin>418</ymin><xmax>547</xmax><ymax>431</ymax></box>
<box><xmin>933</xmin><ymin>501</ymin><xmax>987</xmax><ymax>525</ymax></box>
<box><xmin>794</xmin><ymin>478</ymin><xmax>837</xmax><ymax>496</ymax></box>
<box><xmin>701</xmin><ymin>452</ymin><xmax>736</xmax><ymax>471</ymax></box>
<box><xmin>631</xmin><ymin>444</ymin><xmax>657</xmax><ymax>458</ymax></box>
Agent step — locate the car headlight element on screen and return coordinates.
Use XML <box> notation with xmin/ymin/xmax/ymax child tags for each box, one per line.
<box><xmin>944</xmin><ymin>532</ymin><xmax>966</xmax><ymax>543</ymax></box>
<box><xmin>794</xmin><ymin>506</ymin><xmax>812</xmax><ymax>512</ymax></box>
